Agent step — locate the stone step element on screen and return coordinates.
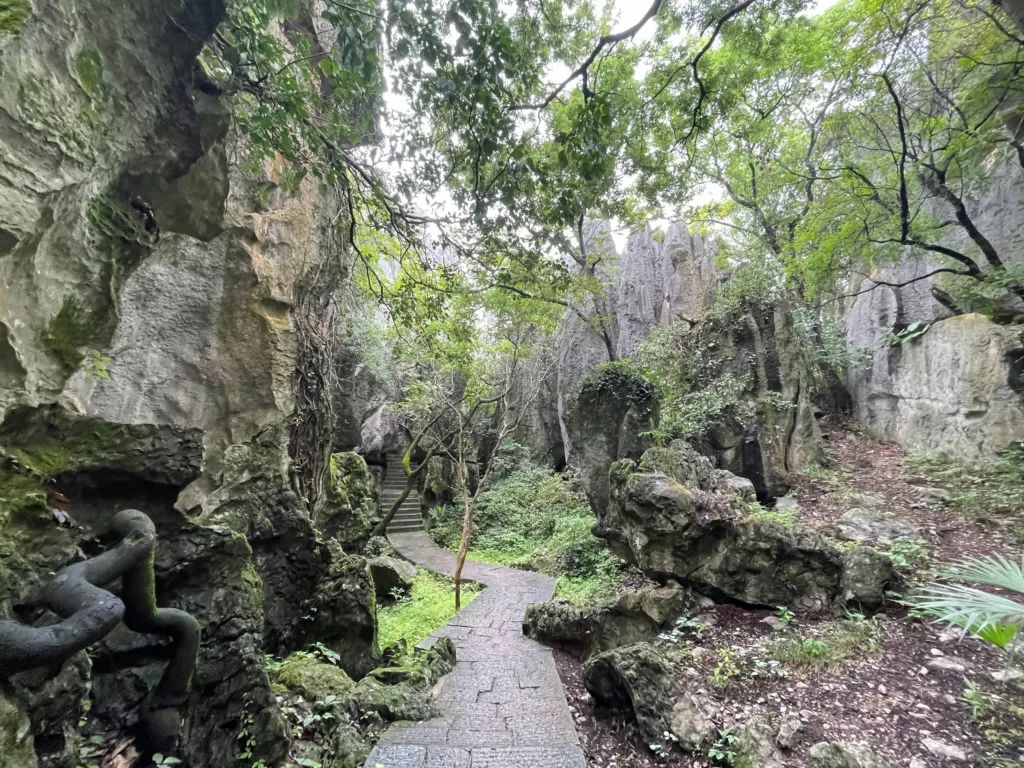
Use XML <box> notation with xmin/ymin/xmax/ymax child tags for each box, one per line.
<box><xmin>388</xmin><ymin>524</ymin><xmax>423</xmax><ymax>533</ymax></box>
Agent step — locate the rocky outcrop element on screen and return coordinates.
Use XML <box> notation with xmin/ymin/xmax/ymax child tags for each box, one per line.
<box><xmin>549</xmin><ymin>221</ymin><xmax>718</xmax><ymax>465</ymax></box>
<box><xmin>599</xmin><ymin>441</ymin><xmax>895</xmax><ymax>611</ymax></box>
<box><xmin>581</xmin><ymin>642</ymin><xmax>675</xmax><ymax>749</ymax></box>
<box><xmin>545</xmin><ymin>221</ymin><xmax>821</xmax><ymax>497</ymax></box>
<box><xmin>843</xmin><ymin>158</ymin><xmax>1024</xmax><ymax>459</ymax></box>
<box><xmin>0</xmin><ymin>1</ymin><xmax>384</xmax><ymax>765</ymax></box>
<box><xmin>368</xmin><ymin>556</ymin><xmax>417</xmax><ymax>601</ymax></box>
<box><xmin>845</xmin><ymin>307</ymin><xmax>1024</xmax><ymax>457</ymax></box>
<box><xmin>318</xmin><ymin>451</ymin><xmax>380</xmax><ymax>551</ymax></box>
<box><xmin>523</xmin><ymin>583</ymin><xmax>688</xmax><ymax>657</ymax></box>
<box><xmin>562</xmin><ymin>362</ymin><xmax>657</xmax><ymax>522</ymax></box>
<box><xmin>270</xmin><ymin>638</ymin><xmax>456</xmax><ymax>768</ymax></box>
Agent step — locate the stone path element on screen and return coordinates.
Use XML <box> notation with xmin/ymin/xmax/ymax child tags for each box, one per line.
<box><xmin>364</xmin><ymin>508</ymin><xmax>585</xmax><ymax>767</ymax></box>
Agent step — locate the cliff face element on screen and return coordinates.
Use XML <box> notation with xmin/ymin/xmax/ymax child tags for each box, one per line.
<box><xmin>843</xmin><ymin>162</ymin><xmax>1024</xmax><ymax>457</ymax></box>
<box><xmin>0</xmin><ymin>3</ymin><xmax>379</xmax><ymax>766</ymax></box>
<box><xmin>544</xmin><ymin>220</ymin><xmax>820</xmax><ymax>499</ymax></box>
<box><xmin>551</xmin><ymin>220</ymin><xmax>718</xmax><ymax>465</ymax></box>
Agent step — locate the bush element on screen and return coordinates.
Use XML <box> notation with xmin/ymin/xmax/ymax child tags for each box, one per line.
<box><xmin>424</xmin><ymin>466</ymin><xmax>627</xmax><ymax>605</ymax></box>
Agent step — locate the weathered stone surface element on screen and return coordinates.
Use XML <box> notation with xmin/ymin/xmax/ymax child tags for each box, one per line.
<box><xmin>0</xmin><ymin>691</ymin><xmax>37</xmax><ymax>768</ymax></box>
<box><xmin>775</xmin><ymin>714</ymin><xmax>804</xmax><ymax>749</ymax></box>
<box><xmin>599</xmin><ymin>442</ymin><xmax>894</xmax><ymax>610</ymax></box>
<box><xmin>669</xmin><ymin>693</ymin><xmax>715</xmax><ymax>751</ymax></box>
<box><xmin>921</xmin><ymin>738</ymin><xmax>968</xmax><ymax>761</ymax></box>
<box><xmin>273</xmin><ymin>654</ymin><xmax>356</xmax><ymax>700</ymax></box>
<box><xmin>733</xmin><ymin>717</ymin><xmax>785</xmax><ymax>768</ymax></box>
<box><xmin>845</xmin><ymin>306</ymin><xmax>1024</xmax><ymax>457</ymax></box>
<box><xmin>370</xmin><ymin>556</ymin><xmax>418</xmax><ymax>600</ymax></box>
<box><xmin>562</xmin><ymin>362</ymin><xmax>656</xmax><ymax>523</ymax></box>
<box><xmin>582</xmin><ymin>642</ymin><xmax>674</xmax><ymax>748</ymax></box>
<box><xmin>523</xmin><ymin>584</ymin><xmax>688</xmax><ymax>657</ymax></box>
<box><xmin>320</xmin><ymin>451</ymin><xmax>380</xmax><ymax>551</ymax></box>
<box><xmin>552</xmin><ymin>221</ymin><xmax>719</xmax><ymax>467</ymax></box>
<box><xmin>809</xmin><ymin>741</ymin><xmax>894</xmax><ymax>768</ymax></box>
<box><xmin>835</xmin><ymin>509</ymin><xmax>917</xmax><ymax>544</ymax></box>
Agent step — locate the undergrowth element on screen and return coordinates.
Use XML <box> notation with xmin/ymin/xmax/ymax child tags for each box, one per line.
<box><xmin>904</xmin><ymin>445</ymin><xmax>1024</xmax><ymax>541</ymax></box>
<box><xmin>770</xmin><ymin>616</ymin><xmax>881</xmax><ymax>670</ymax></box>
<box><xmin>426</xmin><ymin>457</ymin><xmax>627</xmax><ymax>606</ymax></box>
<box><xmin>377</xmin><ymin>572</ymin><xmax>479</xmax><ymax>649</ymax></box>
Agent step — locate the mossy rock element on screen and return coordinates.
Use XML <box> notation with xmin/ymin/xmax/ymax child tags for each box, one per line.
<box><xmin>351</xmin><ymin>677</ymin><xmax>434</xmax><ymax>722</ymax></box>
<box><xmin>271</xmin><ymin>654</ymin><xmax>355</xmax><ymax>701</ymax></box>
<box><xmin>0</xmin><ymin>0</ymin><xmax>31</xmax><ymax>35</ymax></box>
<box><xmin>0</xmin><ymin>692</ymin><xmax>37</xmax><ymax>768</ymax></box>
<box><xmin>318</xmin><ymin>452</ymin><xmax>379</xmax><ymax>551</ymax></box>
<box><xmin>0</xmin><ymin>405</ymin><xmax>202</xmax><ymax>486</ymax></box>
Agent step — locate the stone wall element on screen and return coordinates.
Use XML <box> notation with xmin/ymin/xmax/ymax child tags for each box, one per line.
<box><xmin>843</xmin><ymin>160</ymin><xmax>1024</xmax><ymax>457</ymax></box>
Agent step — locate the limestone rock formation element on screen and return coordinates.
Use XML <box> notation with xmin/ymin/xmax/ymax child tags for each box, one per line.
<box><xmin>271</xmin><ymin>638</ymin><xmax>456</xmax><ymax>768</ymax></box>
<box><xmin>368</xmin><ymin>556</ymin><xmax>417</xmax><ymax>601</ymax></box>
<box><xmin>523</xmin><ymin>583</ymin><xmax>689</xmax><ymax>657</ymax></box>
<box><xmin>598</xmin><ymin>441</ymin><xmax>894</xmax><ymax>610</ymax></box>
<box><xmin>845</xmin><ymin>308</ymin><xmax>1024</xmax><ymax>457</ymax></box>
<box><xmin>809</xmin><ymin>741</ymin><xmax>894</xmax><ymax>768</ymax></box>
<box><xmin>319</xmin><ymin>452</ymin><xmax>380</xmax><ymax>551</ymax></box>
<box><xmin>544</xmin><ymin>220</ymin><xmax>822</xmax><ymax>497</ymax></box>
<box><xmin>0</xmin><ymin>0</ymin><xmax>383</xmax><ymax>764</ymax></box>
<box><xmin>669</xmin><ymin>693</ymin><xmax>715</xmax><ymax>751</ymax></box>
<box><xmin>562</xmin><ymin>362</ymin><xmax>657</xmax><ymax>522</ymax></box>
<box><xmin>581</xmin><ymin>642</ymin><xmax>675</xmax><ymax>748</ymax></box>
<box><xmin>733</xmin><ymin>717</ymin><xmax>786</xmax><ymax>768</ymax></box>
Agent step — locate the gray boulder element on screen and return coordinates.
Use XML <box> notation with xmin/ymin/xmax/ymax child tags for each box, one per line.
<box><xmin>582</xmin><ymin>643</ymin><xmax>674</xmax><ymax>748</ymax></box>
<box><xmin>599</xmin><ymin>442</ymin><xmax>895</xmax><ymax>611</ymax></box>
<box><xmin>523</xmin><ymin>583</ymin><xmax>688</xmax><ymax>657</ymax></box>
<box><xmin>809</xmin><ymin>741</ymin><xmax>893</xmax><ymax>768</ymax></box>
<box><xmin>369</xmin><ymin>556</ymin><xmax>417</xmax><ymax>601</ymax></box>
<box><xmin>562</xmin><ymin>362</ymin><xmax>657</xmax><ymax>523</ymax></box>
<box><xmin>669</xmin><ymin>693</ymin><xmax>715</xmax><ymax>751</ymax></box>
<box><xmin>733</xmin><ymin>717</ymin><xmax>785</xmax><ymax>768</ymax></box>
<box><xmin>835</xmin><ymin>509</ymin><xmax>917</xmax><ymax>544</ymax></box>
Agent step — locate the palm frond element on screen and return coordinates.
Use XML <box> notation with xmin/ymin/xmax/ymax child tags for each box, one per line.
<box><xmin>911</xmin><ymin>582</ymin><xmax>1024</xmax><ymax>634</ymax></box>
<box><xmin>940</xmin><ymin>554</ymin><xmax>1024</xmax><ymax>594</ymax></box>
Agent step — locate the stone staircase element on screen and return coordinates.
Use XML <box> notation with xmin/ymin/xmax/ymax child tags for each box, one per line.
<box><xmin>382</xmin><ymin>452</ymin><xmax>423</xmax><ymax>534</ymax></box>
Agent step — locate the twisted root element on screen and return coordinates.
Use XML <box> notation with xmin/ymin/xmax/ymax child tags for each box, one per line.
<box><xmin>0</xmin><ymin>509</ymin><xmax>200</xmax><ymax>750</ymax></box>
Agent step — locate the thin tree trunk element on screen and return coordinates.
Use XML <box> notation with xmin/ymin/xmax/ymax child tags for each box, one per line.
<box><xmin>453</xmin><ymin>459</ymin><xmax>473</xmax><ymax>610</ymax></box>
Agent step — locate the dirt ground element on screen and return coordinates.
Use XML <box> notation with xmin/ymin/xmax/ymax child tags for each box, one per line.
<box><xmin>553</xmin><ymin>421</ymin><xmax>1024</xmax><ymax>767</ymax></box>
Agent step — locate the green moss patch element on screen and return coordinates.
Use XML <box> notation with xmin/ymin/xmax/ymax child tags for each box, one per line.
<box><xmin>0</xmin><ymin>0</ymin><xmax>31</xmax><ymax>35</ymax></box>
<box><xmin>271</xmin><ymin>653</ymin><xmax>355</xmax><ymax>700</ymax></box>
<box><xmin>378</xmin><ymin>572</ymin><xmax>479</xmax><ymax>649</ymax></box>
<box><xmin>74</xmin><ymin>45</ymin><xmax>104</xmax><ymax>98</ymax></box>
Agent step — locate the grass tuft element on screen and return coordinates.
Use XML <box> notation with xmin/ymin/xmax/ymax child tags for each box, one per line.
<box><xmin>770</xmin><ymin>618</ymin><xmax>881</xmax><ymax>670</ymax></box>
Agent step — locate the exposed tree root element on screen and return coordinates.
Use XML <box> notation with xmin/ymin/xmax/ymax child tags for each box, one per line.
<box><xmin>0</xmin><ymin>509</ymin><xmax>200</xmax><ymax>750</ymax></box>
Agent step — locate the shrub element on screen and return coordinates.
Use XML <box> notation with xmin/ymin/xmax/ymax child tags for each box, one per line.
<box><xmin>425</xmin><ymin>465</ymin><xmax>627</xmax><ymax>605</ymax></box>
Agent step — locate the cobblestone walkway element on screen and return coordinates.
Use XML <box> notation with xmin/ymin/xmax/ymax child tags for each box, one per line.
<box><xmin>365</xmin><ymin>528</ymin><xmax>585</xmax><ymax>768</ymax></box>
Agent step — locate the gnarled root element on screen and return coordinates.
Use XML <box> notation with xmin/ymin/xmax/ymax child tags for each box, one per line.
<box><xmin>0</xmin><ymin>509</ymin><xmax>200</xmax><ymax>750</ymax></box>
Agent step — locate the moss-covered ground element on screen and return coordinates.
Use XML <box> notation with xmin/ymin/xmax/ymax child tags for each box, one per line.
<box><xmin>377</xmin><ymin>571</ymin><xmax>480</xmax><ymax>649</ymax></box>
